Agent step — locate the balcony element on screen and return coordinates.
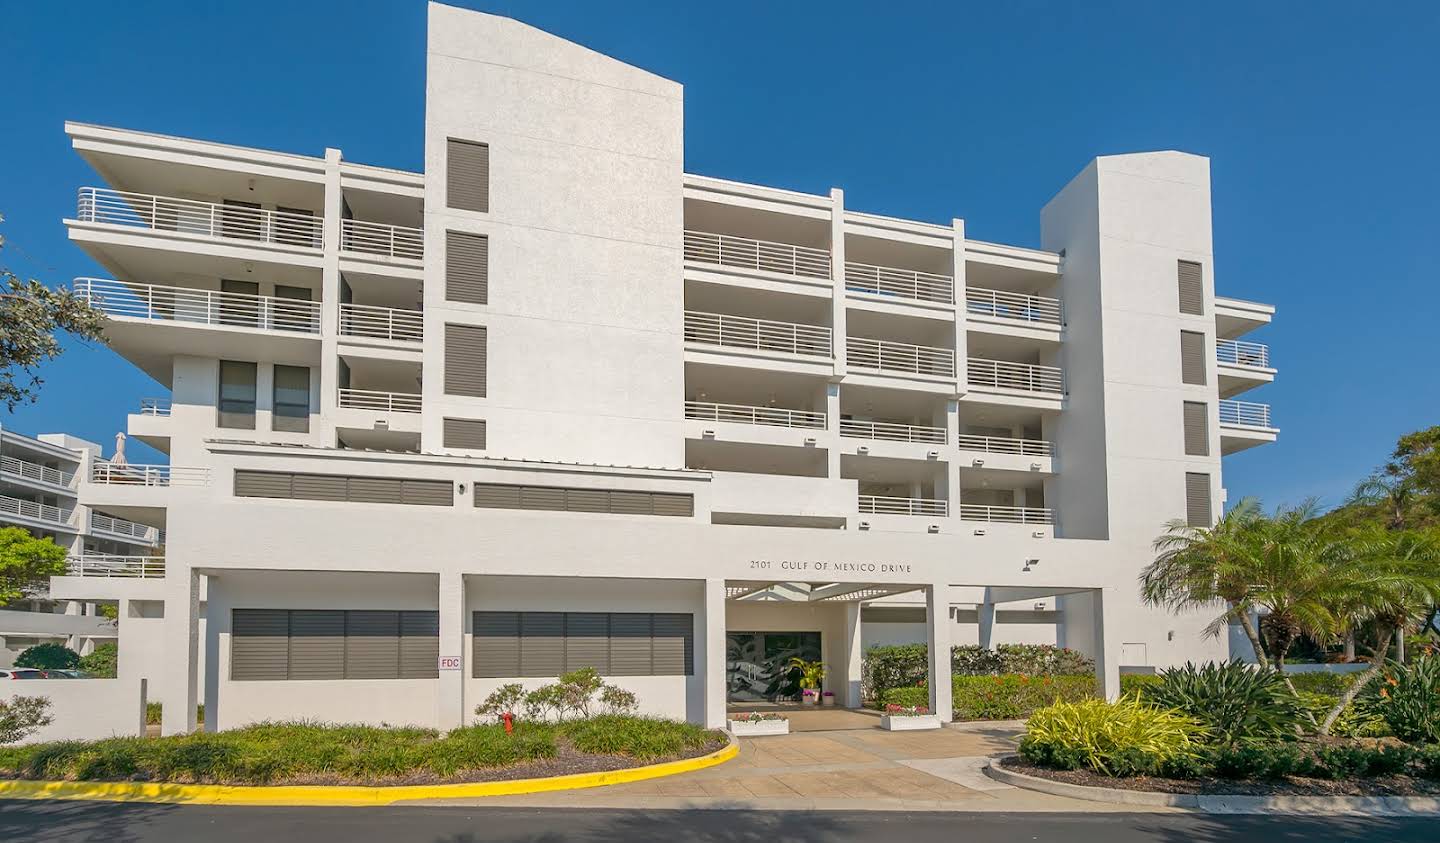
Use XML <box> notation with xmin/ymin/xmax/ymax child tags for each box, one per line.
<box><xmin>956</xmin><ymin>434</ymin><xmax>1053</xmax><ymax>457</ymax></box>
<box><xmin>847</xmin><ymin>338</ymin><xmax>955</xmax><ymax>378</ymax></box>
<box><xmin>684</xmin><ymin>230</ymin><xmax>831</xmax><ymax>281</ymax></box>
<box><xmin>339</xmin><ymin>303</ymin><xmax>424</xmax><ymax>344</ymax></box>
<box><xmin>967</xmin><ymin>359</ymin><xmax>1064</xmax><ymax>395</ymax></box>
<box><xmin>1216</xmin><ymin>339</ymin><xmax>1271</xmax><ymax>369</ymax></box>
<box><xmin>0</xmin><ymin>494</ymin><xmax>73</xmax><ymax>527</ymax></box>
<box><xmin>91</xmin><ymin>462</ymin><xmax>210</xmax><ymax>487</ymax></box>
<box><xmin>89</xmin><ymin>512</ymin><xmax>162</xmax><ymax>544</ymax></box>
<box><xmin>138</xmin><ymin>397</ymin><xmax>171</xmax><ymax>416</ymax></box>
<box><xmin>66</xmin><ymin>554</ymin><xmax>165</xmax><ymax>579</ymax></box>
<box><xmin>337</xmin><ymin>388</ymin><xmax>422</xmax><ymax>414</ymax></box>
<box><xmin>840</xmin><ymin>420</ymin><xmax>946</xmax><ymax>445</ymax></box>
<box><xmin>845</xmin><ymin>262</ymin><xmax>952</xmax><ymax>305</ymax></box>
<box><xmin>0</xmin><ymin>454</ymin><xmax>76</xmax><ymax>489</ymax></box>
<box><xmin>684</xmin><ymin>401</ymin><xmax>825</xmax><ymax>430</ymax></box>
<box><xmin>858</xmin><ymin>495</ymin><xmax>948</xmax><ymax>517</ymax></box>
<box><xmin>339</xmin><ymin>219</ymin><xmax>424</xmax><ymax>261</ymax></box>
<box><xmin>1216</xmin><ymin>338</ymin><xmax>1275</xmax><ymax>398</ymax></box>
<box><xmin>76</xmin><ymin>187</ymin><xmax>322</xmax><ymax>250</ymax></box>
<box><xmin>1219</xmin><ymin>399</ymin><xmax>1277</xmax><ymax>455</ymax></box>
<box><xmin>684</xmin><ymin>311</ymin><xmax>832</xmax><ymax>358</ymax></box>
<box><xmin>76</xmin><ymin>278</ymin><xmax>321</xmax><ymax>335</ymax></box>
<box><xmin>957</xmin><ymin>504</ymin><xmax>1053</xmax><ymax>524</ymax></box>
<box><xmin>1219</xmin><ymin>399</ymin><xmax>1273</xmax><ymax>429</ymax></box>
<box><xmin>965</xmin><ymin>287</ymin><xmax>1062</xmax><ymax>327</ymax></box>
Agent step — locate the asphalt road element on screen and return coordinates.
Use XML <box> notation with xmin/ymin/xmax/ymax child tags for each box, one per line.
<box><xmin>0</xmin><ymin>803</ymin><xmax>1433</xmax><ymax>842</ymax></box>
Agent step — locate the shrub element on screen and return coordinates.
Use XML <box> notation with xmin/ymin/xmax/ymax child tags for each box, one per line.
<box><xmin>474</xmin><ymin>683</ymin><xmax>527</xmax><ymax>719</ymax></box>
<box><xmin>954</xmin><ymin>674</ymin><xmax>1096</xmax><ymax>720</ymax></box>
<box><xmin>1146</xmin><ymin>661</ymin><xmax>1305</xmax><ymax>746</ymax></box>
<box><xmin>1020</xmin><ymin>697</ymin><xmax>1207</xmax><ymax>776</ymax></box>
<box><xmin>1416</xmin><ymin>744</ymin><xmax>1440</xmax><ymax>779</ymax></box>
<box><xmin>862</xmin><ymin>644</ymin><xmax>928</xmax><ymax>699</ymax></box>
<box><xmin>1120</xmin><ymin>674</ymin><xmax>1162</xmax><ymax>699</ymax></box>
<box><xmin>1356</xmin><ymin>654</ymin><xmax>1440</xmax><ymax>744</ymax></box>
<box><xmin>0</xmin><ymin>696</ymin><xmax>52</xmax><ymax>745</ymax></box>
<box><xmin>1294</xmin><ymin>692</ymin><xmax>1388</xmax><ymax>738</ymax></box>
<box><xmin>1287</xmin><ymin>671</ymin><xmax>1358</xmax><ymax>696</ymax></box>
<box><xmin>992</xmin><ymin>644</ymin><xmax>1094</xmax><ymax>675</ymax></box>
<box><xmin>863</xmin><ymin>644</ymin><xmax>1095</xmax><ymax>700</ymax></box>
<box><xmin>483</xmin><ymin>670</ymin><xmax>645</xmax><ymax>722</ymax></box>
<box><xmin>14</xmin><ymin>643</ymin><xmax>80</xmax><ymax>671</ymax></box>
<box><xmin>78</xmin><ymin>642</ymin><xmax>117</xmax><ymax>678</ymax></box>
<box><xmin>561</xmin><ymin>715</ymin><xmax>715</xmax><ymax>761</ymax></box>
<box><xmin>878</xmin><ymin>686</ymin><xmax>928</xmax><ymax>710</ymax></box>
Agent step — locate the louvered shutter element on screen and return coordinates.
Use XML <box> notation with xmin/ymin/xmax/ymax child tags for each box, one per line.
<box><xmin>1185</xmin><ymin>472</ymin><xmax>1213</xmax><ymax>527</ymax></box>
<box><xmin>446</xmin><ymin>232</ymin><xmax>489</xmax><ymax>304</ymax></box>
<box><xmin>444</xmin><ymin>324</ymin><xmax>488</xmax><ymax>397</ymax></box>
<box><xmin>1180</xmin><ymin>331</ymin><xmax>1207</xmax><ymax>385</ymax></box>
<box><xmin>1177</xmin><ymin>260</ymin><xmax>1204</xmax><ymax>315</ymax></box>
<box><xmin>651</xmin><ymin>493</ymin><xmax>694</xmax><ymax>517</ymax></box>
<box><xmin>288</xmin><ymin>610</ymin><xmax>345</xmax><ymax>679</ymax></box>
<box><xmin>346</xmin><ymin>477</ymin><xmax>405</xmax><ymax>505</ymax></box>
<box><xmin>651</xmin><ymin>614</ymin><xmax>694</xmax><ymax>675</ymax></box>
<box><xmin>472</xmin><ymin>611</ymin><xmax>521</xmax><ymax>678</ymax></box>
<box><xmin>344</xmin><ymin>610</ymin><xmax>400</xmax><ymax>679</ymax></box>
<box><xmin>401</xmin><ymin>479</ymin><xmax>454</xmax><ymax>507</ymax></box>
<box><xmin>565</xmin><ymin>488</ymin><xmax>610</xmax><ymax>513</ymax></box>
<box><xmin>474</xmin><ymin>484</ymin><xmax>522</xmax><ymax>509</ymax></box>
<box><xmin>564</xmin><ymin>613</ymin><xmax>610</xmax><ymax>673</ymax></box>
<box><xmin>519</xmin><ymin>613</ymin><xmax>565</xmax><ymax>677</ymax></box>
<box><xmin>293</xmin><ymin>473</ymin><xmax>348</xmax><ymax>502</ymax></box>
<box><xmin>519</xmin><ymin>486</ymin><xmax>566</xmax><ymax>511</ymax></box>
<box><xmin>608</xmin><ymin>491</ymin><xmax>652</xmax><ymax>515</ymax></box>
<box><xmin>399</xmin><ymin>611</ymin><xmax>440</xmax><ymax>679</ymax></box>
<box><xmin>231</xmin><ymin>609</ymin><xmax>290</xmax><ymax>680</ymax></box>
<box><xmin>443</xmin><ymin>418</ymin><xmax>488</xmax><ymax>450</ymax></box>
<box><xmin>608</xmin><ymin>613</ymin><xmax>653</xmax><ymax>676</ymax></box>
<box><xmin>235</xmin><ymin>470</ymin><xmax>293</xmax><ymax>499</ymax></box>
<box><xmin>1183</xmin><ymin>402</ymin><xmax>1209</xmax><ymax>456</ymax></box>
<box><xmin>447</xmin><ymin>139</ymin><xmax>490</xmax><ymax>213</ymax></box>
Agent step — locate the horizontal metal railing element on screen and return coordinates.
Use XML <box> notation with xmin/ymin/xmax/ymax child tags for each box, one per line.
<box><xmin>967</xmin><ymin>358</ymin><xmax>1064</xmax><ymax>394</ymax></box>
<box><xmin>339</xmin><ymin>303</ymin><xmax>424</xmax><ymax>343</ymax></box>
<box><xmin>340</xmin><ymin>218</ymin><xmax>424</xmax><ymax>261</ymax></box>
<box><xmin>956</xmin><ymin>434</ymin><xmax>1054</xmax><ymax>457</ymax></box>
<box><xmin>75</xmin><ymin>278</ymin><xmax>321</xmax><ymax>334</ymax></box>
<box><xmin>683</xmin><ymin>311</ymin><xmax>832</xmax><ymax>357</ymax></box>
<box><xmin>337</xmin><ymin>388</ymin><xmax>422</xmax><ymax>414</ymax></box>
<box><xmin>845</xmin><ymin>261</ymin><xmax>953</xmax><ymax>304</ymax></box>
<box><xmin>958</xmin><ymin>504</ymin><xmax>1054</xmax><ymax>524</ymax></box>
<box><xmin>1219</xmin><ymin>399</ymin><xmax>1273</xmax><ymax>428</ymax></box>
<box><xmin>858</xmin><ymin>495</ymin><xmax>949</xmax><ymax>517</ymax></box>
<box><xmin>965</xmin><ymin>287</ymin><xmax>1063</xmax><ymax>325</ymax></box>
<box><xmin>91</xmin><ymin>462</ymin><xmax>210</xmax><ymax>487</ymax></box>
<box><xmin>847</xmin><ymin>337</ymin><xmax>955</xmax><ymax>377</ymax></box>
<box><xmin>683</xmin><ymin>230</ymin><xmax>831</xmax><ymax>280</ymax></box>
<box><xmin>89</xmin><ymin>512</ymin><xmax>161</xmax><ymax>543</ymax></box>
<box><xmin>839</xmin><ymin>419</ymin><xmax>947</xmax><ymax>444</ymax></box>
<box><xmin>76</xmin><ymin>187</ymin><xmax>322</xmax><ymax>249</ymax></box>
<box><xmin>138</xmin><ymin>397</ymin><xmax>172</xmax><ymax>416</ymax></box>
<box><xmin>683</xmin><ymin>401</ymin><xmax>826</xmax><ymax>430</ymax></box>
<box><xmin>66</xmin><ymin>555</ymin><xmax>166</xmax><ymax>579</ymax></box>
<box><xmin>0</xmin><ymin>493</ymin><xmax>73</xmax><ymax>525</ymax></box>
<box><xmin>1216</xmin><ymin>339</ymin><xmax>1271</xmax><ymax>369</ymax></box>
<box><xmin>0</xmin><ymin>454</ymin><xmax>76</xmax><ymax>488</ymax></box>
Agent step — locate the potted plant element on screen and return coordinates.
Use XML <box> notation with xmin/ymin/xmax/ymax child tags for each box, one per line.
<box><xmin>880</xmin><ymin>703</ymin><xmax>941</xmax><ymax>731</ymax></box>
<box><xmin>821</xmin><ymin>690</ymin><xmax>836</xmax><ymax>707</ymax></box>
<box><xmin>728</xmin><ymin>711</ymin><xmax>790</xmax><ymax>736</ymax></box>
<box><xmin>788</xmin><ymin>657</ymin><xmax>826</xmax><ymax>705</ymax></box>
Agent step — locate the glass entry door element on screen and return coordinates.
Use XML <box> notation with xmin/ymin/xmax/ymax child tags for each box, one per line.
<box><xmin>726</xmin><ymin>631</ymin><xmax>822</xmax><ymax>702</ymax></box>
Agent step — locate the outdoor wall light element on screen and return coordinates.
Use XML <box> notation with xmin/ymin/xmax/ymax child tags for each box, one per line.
<box><xmin>972</xmin><ymin>458</ymin><xmax>984</xmax><ymax>467</ymax></box>
<box><xmin>1022</xmin><ymin>558</ymin><xmax>1039</xmax><ymax>572</ymax></box>
<box><xmin>858</xmin><ymin>521</ymin><xmax>871</xmax><ymax>530</ymax></box>
<box><xmin>1030</xmin><ymin>462</ymin><xmax>1042</xmax><ymax>471</ymax></box>
<box><xmin>927</xmin><ymin>524</ymin><xmax>940</xmax><ymax>533</ymax></box>
<box><xmin>804</xmin><ymin>437</ymin><xmax>817</xmax><ymax>446</ymax></box>
<box><xmin>857</xmin><ymin>446</ymin><xmax>869</xmax><ymax>454</ymax></box>
<box><xmin>927</xmin><ymin>450</ymin><xmax>939</xmax><ymax>459</ymax></box>
<box><xmin>973</xmin><ymin>528</ymin><xmax>986</xmax><ymax>536</ymax></box>
<box><xmin>458</xmin><ymin>483</ymin><xmax>466</xmax><ymax>494</ymax></box>
<box><xmin>702</xmin><ymin>429</ymin><xmax>715</xmax><ymax>439</ymax></box>
<box><xmin>1031</xmin><ymin>530</ymin><xmax>1045</xmax><ymax>538</ymax></box>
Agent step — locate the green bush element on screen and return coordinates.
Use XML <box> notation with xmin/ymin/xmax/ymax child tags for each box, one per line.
<box><xmin>78</xmin><ymin>642</ymin><xmax>117</xmax><ymax>678</ymax></box>
<box><xmin>1294</xmin><ymin>692</ymin><xmax>1388</xmax><ymax>738</ymax></box>
<box><xmin>1120</xmin><ymin>674</ymin><xmax>1162</xmax><ymax>698</ymax></box>
<box><xmin>1147</xmin><ymin>661</ymin><xmax>1305</xmax><ymax>746</ymax></box>
<box><xmin>882</xmin><ymin>673</ymin><xmax>1096</xmax><ymax>719</ymax></box>
<box><xmin>861</xmin><ymin>644</ymin><xmax>928</xmax><ymax>699</ymax></box>
<box><xmin>1026</xmin><ymin>735</ymin><xmax>1432</xmax><ymax>781</ymax></box>
<box><xmin>14</xmin><ymin>643</ymin><xmax>80</xmax><ymax>671</ymax></box>
<box><xmin>1286</xmin><ymin>671</ymin><xmax>1359</xmax><ymax>696</ymax></box>
<box><xmin>561</xmin><ymin>715</ymin><xmax>716</xmax><ymax>761</ymax></box>
<box><xmin>1356</xmin><ymin>654</ymin><xmax>1440</xmax><ymax>744</ymax></box>
<box><xmin>864</xmin><ymin>644</ymin><xmax>1095</xmax><ymax>700</ymax></box>
<box><xmin>1020</xmin><ymin>697</ymin><xmax>1207</xmax><ymax>776</ymax></box>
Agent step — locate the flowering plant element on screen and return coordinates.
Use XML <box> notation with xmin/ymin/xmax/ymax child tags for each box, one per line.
<box><xmin>822</xmin><ymin>691</ymin><xmax>835</xmax><ymax>697</ymax></box>
<box><xmin>801</xmin><ymin>688</ymin><xmax>819</xmax><ymax>698</ymax></box>
<box><xmin>732</xmin><ymin>712</ymin><xmax>787</xmax><ymax>722</ymax></box>
<box><xmin>885</xmin><ymin>704</ymin><xmax>931</xmax><ymax>717</ymax></box>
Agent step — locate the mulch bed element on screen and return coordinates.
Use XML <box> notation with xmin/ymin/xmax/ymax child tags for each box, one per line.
<box><xmin>1003</xmin><ymin>756</ymin><xmax>1440</xmax><ymax>797</ymax></box>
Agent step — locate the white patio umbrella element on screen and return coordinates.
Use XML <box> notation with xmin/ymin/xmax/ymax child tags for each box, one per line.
<box><xmin>111</xmin><ymin>432</ymin><xmax>128</xmax><ymax>467</ymax></box>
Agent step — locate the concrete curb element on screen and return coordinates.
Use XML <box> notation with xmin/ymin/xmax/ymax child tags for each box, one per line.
<box><xmin>984</xmin><ymin>757</ymin><xmax>1440</xmax><ymax>816</ymax></box>
<box><xmin>0</xmin><ymin>734</ymin><xmax>739</xmax><ymax>807</ymax></box>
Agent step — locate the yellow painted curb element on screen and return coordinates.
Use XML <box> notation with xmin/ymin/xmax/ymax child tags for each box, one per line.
<box><xmin>0</xmin><ymin>736</ymin><xmax>739</xmax><ymax>807</ymax></box>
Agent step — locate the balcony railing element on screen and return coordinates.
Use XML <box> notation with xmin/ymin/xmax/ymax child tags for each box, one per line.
<box><xmin>89</xmin><ymin>512</ymin><xmax>161</xmax><ymax>543</ymax></box>
<box><xmin>965</xmin><ymin>287</ymin><xmax>1063</xmax><ymax>326</ymax></box>
<box><xmin>1216</xmin><ymin>339</ymin><xmax>1271</xmax><ymax>369</ymax></box>
<box><xmin>958</xmin><ymin>504</ymin><xmax>1054</xmax><ymax>524</ymax></box>
<box><xmin>847</xmin><ymin>337</ymin><xmax>955</xmax><ymax>377</ymax></box>
<box><xmin>338</xmin><ymin>388</ymin><xmax>422</xmax><ymax>414</ymax></box>
<box><xmin>75</xmin><ymin>278</ymin><xmax>321</xmax><ymax>334</ymax></box>
<box><xmin>66</xmin><ymin>555</ymin><xmax>166</xmax><ymax>579</ymax></box>
<box><xmin>0</xmin><ymin>455</ymin><xmax>76</xmax><ymax>488</ymax></box>
<box><xmin>684</xmin><ymin>311</ymin><xmax>832</xmax><ymax>358</ymax></box>
<box><xmin>91</xmin><ymin>462</ymin><xmax>210</xmax><ymax>487</ymax></box>
<box><xmin>956</xmin><ymin>434</ymin><xmax>1054</xmax><ymax>457</ymax></box>
<box><xmin>0</xmin><ymin>493</ymin><xmax>73</xmax><ymax>526</ymax></box>
<box><xmin>684</xmin><ymin>401</ymin><xmax>826</xmax><ymax>430</ymax></box>
<box><xmin>840</xmin><ymin>419</ymin><xmax>947</xmax><ymax>444</ymax></box>
<box><xmin>1219</xmin><ymin>399</ymin><xmax>1273</xmax><ymax>429</ymax></box>
<box><xmin>76</xmin><ymin>187</ymin><xmax>322</xmax><ymax>249</ymax></box>
<box><xmin>339</xmin><ymin>303</ymin><xmax>424</xmax><ymax>343</ymax></box>
<box><xmin>683</xmin><ymin>230</ymin><xmax>831</xmax><ymax>280</ymax></box>
<box><xmin>845</xmin><ymin>262</ymin><xmax>953</xmax><ymax>304</ymax></box>
<box><xmin>859</xmin><ymin>495</ymin><xmax>949</xmax><ymax>517</ymax></box>
<box><xmin>967</xmin><ymin>358</ymin><xmax>1064</xmax><ymax>394</ymax></box>
<box><xmin>138</xmin><ymin>397</ymin><xmax>172</xmax><ymax>416</ymax></box>
<box><xmin>340</xmin><ymin>219</ymin><xmax>424</xmax><ymax>261</ymax></box>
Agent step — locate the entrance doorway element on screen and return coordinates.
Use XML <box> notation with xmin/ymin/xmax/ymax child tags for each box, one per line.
<box><xmin>726</xmin><ymin>631</ymin><xmax>821</xmax><ymax>702</ymax></box>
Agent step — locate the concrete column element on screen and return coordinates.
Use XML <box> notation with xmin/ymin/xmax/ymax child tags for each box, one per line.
<box><xmin>1060</xmin><ymin>588</ymin><xmax>1120</xmax><ymax>701</ymax></box>
<box><xmin>843</xmin><ymin>602</ymin><xmax>863</xmax><ymax>708</ymax></box>
<box><xmin>703</xmin><ymin>578</ymin><xmax>727</xmax><ymax>728</ymax></box>
<box><xmin>161</xmin><ymin>567</ymin><xmax>201</xmax><ymax>736</ymax></box>
<box><xmin>951</xmin><ymin>218</ymin><xmax>968</xmax><ymax>395</ymax></box>
<box><xmin>438</xmin><ymin>572</ymin><xmax>466</xmax><ymax>730</ymax></box>
<box><xmin>977</xmin><ymin>591</ymin><xmax>997</xmax><ymax>650</ymax></box>
<box><xmin>317</xmin><ymin>147</ymin><xmax>344</xmax><ymax>445</ymax></box>
<box><xmin>829</xmin><ymin>188</ymin><xmax>847</xmax><ymax>377</ymax></box>
<box><xmin>64</xmin><ymin>601</ymin><xmax>81</xmax><ymax>616</ymax></box>
<box><xmin>926</xmin><ymin>583</ymin><xmax>953</xmax><ymax>721</ymax></box>
<box><xmin>825</xmin><ymin>383</ymin><xmax>841</xmax><ymax>480</ymax></box>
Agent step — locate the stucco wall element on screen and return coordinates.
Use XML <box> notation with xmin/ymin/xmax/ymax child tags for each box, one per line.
<box><xmin>0</xmin><ymin>677</ymin><xmax>146</xmax><ymax>744</ymax></box>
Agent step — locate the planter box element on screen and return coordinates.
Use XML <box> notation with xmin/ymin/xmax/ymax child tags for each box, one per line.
<box><xmin>821</xmin><ymin>695</ymin><xmax>837</xmax><ymax>707</ymax></box>
<box><xmin>881</xmin><ymin>714</ymin><xmax>941</xmax><ymax>731</ymax></box>
<box><xmin>729</xmin><ymin>718</ymin><xmax>790</xmax><ymax>737</ymax></box>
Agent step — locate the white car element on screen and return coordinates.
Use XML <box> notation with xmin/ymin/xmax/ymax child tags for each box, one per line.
<box><xmin>0</xmin><ymin>668</ymin><xmax>45</xmax><ymax>680</ymax></box>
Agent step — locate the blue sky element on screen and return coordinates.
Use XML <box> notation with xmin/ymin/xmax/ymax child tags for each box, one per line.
<box><xmin>2</xmin><ymin>1</ymin><xmax>1436</xmax><ymax>509</ymax></box>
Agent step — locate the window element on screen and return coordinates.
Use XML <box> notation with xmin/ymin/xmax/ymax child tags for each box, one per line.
<box><xmin>272</xmin><ymin>366</ymin><xmax>311</xmax><ymax>433</ymax></box>
<box><xmin>219</xmin><ymin>199</ymin><xmax>263</xmax><ymax>240</ymax></box>
<box><xmin>220</xmin><ymin>279</ymin><xmax>259</xmax><ymax>327</ymax></box>
<box><xmin>231</xmin><ymin>609</ymin><xmax>439</xmax><ymax>680</ymax></box>
<box><xmin>218</xmin><ymin>361</ymin><xmax>258</xmax><ymax>429</ymax></box>
<box><xmin>446</xmin><ymin>231</ymin><xmax>489</xmax><ymax>304</ymax></box>
<box><xmin>1179</xmin><ymin>331</ymin><xmax>1207</xmax><ymax>385</ymax></box>
<box><xmin>272</xmin><ymin>285</ymin><xmax>316</xmax><ymax>332</ymax></box>
<box><xmin>1185</xmin><ymin>472</ymin><xmax>1213</xmax><ymax>527</ymax></box>
<box><xmin>443</xmin><ymin>418</ymin><xmax>487</xmax><ymax>450</ymax></box>
<box><xmin>1183</xmin><ymin>401</ymin><xmax>1209</xmax><ymax>456</ymax></box>
<box><xmin>1177</xmin><ymin>260</ymin><xmax>1204</xmax><ymax>315</ymax></box>
<box><xmin>472</xmin><ymin>611</ymin><xmax>693</xmax><ymax>678</ymax></box>
<box><xmin>446</xmin><ymin>139</ymin><xmax>490</xmax><ymax>213</ymax></box>
<box><xmin>275</xmin><ymin>206</ymin><xmax>318</xmax><ymax>248</ymax></box>
<box><xmin>235</xmin><ymin>470</ymin><xmax>453</xmax><ymax>506</ymax></box>
<box><xmin>444</xmin><ymin>324</ymin><xmax>488</xmax><ymax>397</ymax></box>
<box><xmin>472</xmin><ymin>483</ymin><xmax>693</xmax><ymax>517</ymax></box>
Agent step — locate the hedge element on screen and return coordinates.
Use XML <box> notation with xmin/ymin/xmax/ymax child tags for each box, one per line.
<box><xmin>863</xmin><ymin>644</ymin><xmax>1094</xmax><ymax>699</ymax></box>
<box><xmin>879</xmin><ymin>673</ymin><xmax>1097</xmax><ymax>720</ymax></box>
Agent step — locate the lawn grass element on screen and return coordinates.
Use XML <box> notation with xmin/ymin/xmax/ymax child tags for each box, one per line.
<box><xmin>0</xmin><ymin>716</ymin><xmax>723</xmax><ymax>785</ymax></box>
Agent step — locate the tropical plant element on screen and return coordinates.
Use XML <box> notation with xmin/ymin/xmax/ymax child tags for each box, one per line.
<box><xmin>1355</xmin><ymin>653</ymin><xmax>1440</xmax><ymax>743</ymax></box>
<box><xmin>0</xmin><ymin>527</ymin><xmax>69</xmax><ymax>606</ymax></box>
<box><xmin>1145</xmin><ymin>661</ymin><xmax>1305</xmax><ymax>745</ymax></box>
<box><xmin>0</xmin><ymin>696</ymin><xmax>51</xmax><ymax>745</ymax></box>
<box><xmin>14</xmin><ymin>643</ymin><xmax>80</xmax><ymax>671</ymax></box>
<box><xmin>1020</xmin><ymin>697</ymin><xmax>1207</xmax><ymax>776</ymax></box>
<box><xmin>788</xmin><ymin>657</ymin><xmax>826</xmax><ymax>691</ymax></box>
<box><xmin>78</xmin><ymin>642</ymin><xmax>118</xmax><ymax>678</ymax></box>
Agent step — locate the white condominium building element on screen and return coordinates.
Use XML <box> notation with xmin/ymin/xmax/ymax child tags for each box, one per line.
<box><xmin>51</xmin><ymin>3</ymin><xmax>1277</xmax><ymax>734</ymax></box>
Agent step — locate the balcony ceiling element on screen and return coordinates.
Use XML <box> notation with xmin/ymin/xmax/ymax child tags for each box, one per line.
<box><xmin>78</xmin><ymin>150</ymin><xmax>324</xmax><ymax>211</ymax></box>
<box><xmin>72</xmin><ymin>239</ymin><xmax>322</xmax><ymax>289</ymax></box>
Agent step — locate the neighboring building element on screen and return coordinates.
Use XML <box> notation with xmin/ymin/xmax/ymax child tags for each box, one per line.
<box><xmin>0</xmin><ymin>427</ymin><xmax>162</xmax><ymax>665</ymax></box>
<box><xmin>52</xmin><ymin>3</ymin><xmax>1277</xmax><ymax>734</ymax></box>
